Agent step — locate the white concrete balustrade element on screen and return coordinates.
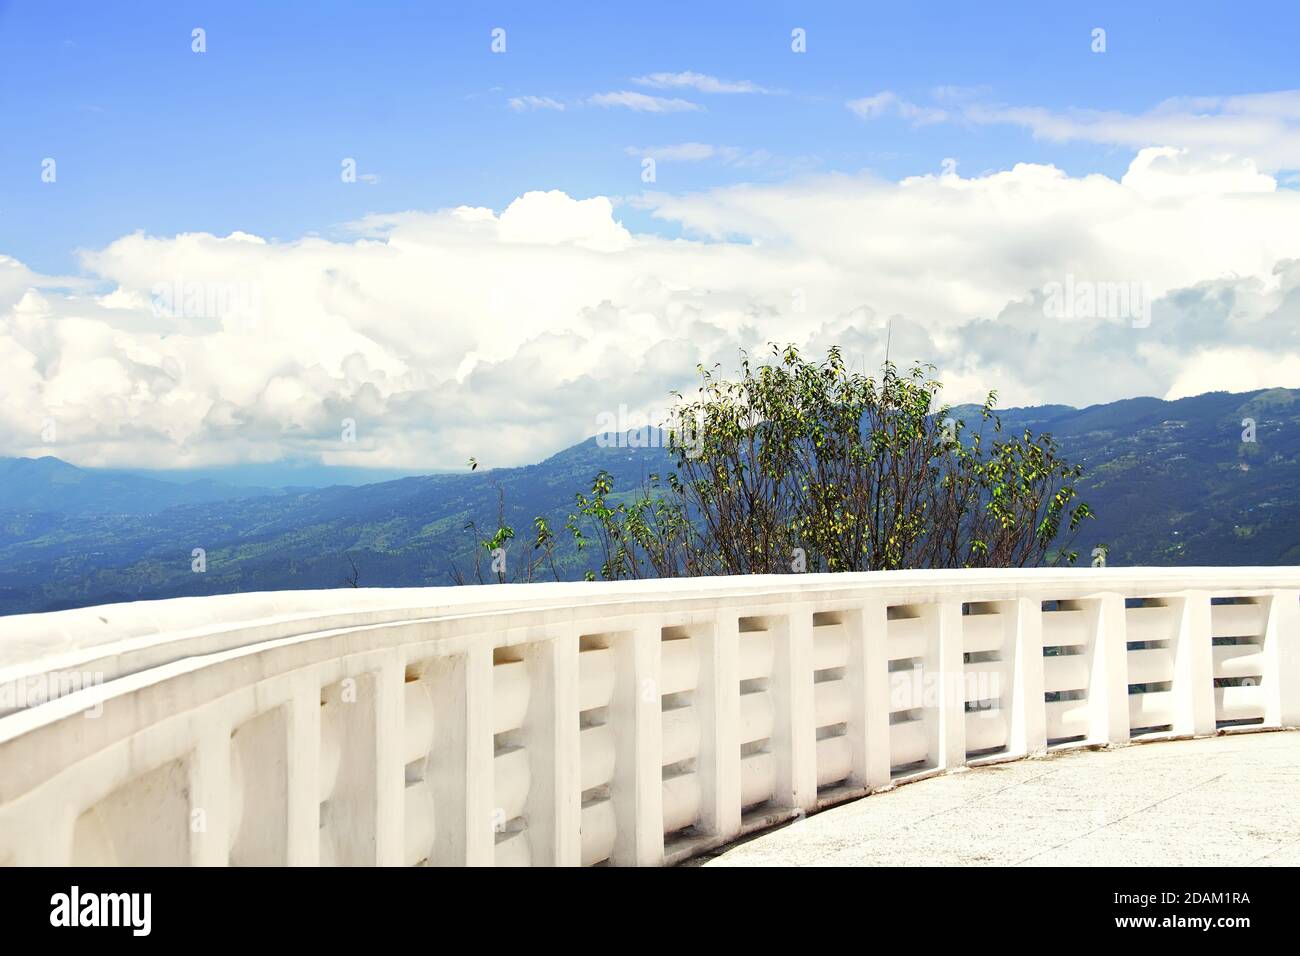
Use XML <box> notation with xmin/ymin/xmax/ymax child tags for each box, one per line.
<box><xmin>0</xmin><ymin>568</ymin><xmax>1297</xmax><ymax>867</ymax></box>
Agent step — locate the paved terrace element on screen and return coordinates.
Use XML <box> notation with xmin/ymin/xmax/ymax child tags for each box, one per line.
<box><xmin>701</xmin><ymin>730</ymin><xmax>1300</xmax><ymax>866</ymax></box>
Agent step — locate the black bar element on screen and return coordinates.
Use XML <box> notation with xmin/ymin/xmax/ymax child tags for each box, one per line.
<box><xmin>0</xmin><ymin>866</ymin><xmax>1284</xmax><ymax>941</ymax></box>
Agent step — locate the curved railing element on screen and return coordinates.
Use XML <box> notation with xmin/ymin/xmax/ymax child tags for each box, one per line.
<box><xmin>1</xmin><ymin>568</ymin><xmax>1297</xmax><ymax>866</ymax></box>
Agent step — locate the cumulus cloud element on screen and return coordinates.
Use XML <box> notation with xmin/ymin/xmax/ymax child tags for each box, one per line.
<box><xmin>6</xmin><ymin>152</ymin><xmax>1300</xmax><ymax>470</ymax></box>
<box><xmin>496</xmin><ymin>192</ymin><xmax>631</xmax><ymax>252</ymax></box>
<box><xmin>1120</xmin><ymin>146</ymin><xmax>1276</xmax><ymax>198</ymax></box>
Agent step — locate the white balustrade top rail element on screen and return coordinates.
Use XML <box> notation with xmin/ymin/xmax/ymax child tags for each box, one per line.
<box><xmin>1</xmin><ymin>567</ymin><xmax>1297</xmax><ymax>866</ymax></box>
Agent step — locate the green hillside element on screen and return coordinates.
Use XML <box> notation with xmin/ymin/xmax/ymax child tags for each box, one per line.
<box><xmin>1</xmin><ymin>388</ymin><xmax>1297</xmax><ymax>615</ymax></box>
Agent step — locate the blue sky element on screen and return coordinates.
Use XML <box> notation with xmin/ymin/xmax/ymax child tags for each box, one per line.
<box><xmin>4</xmin><ymin>1</ymin><xmax>1300</xmax><ymax>475</ymax></box>
<box><xmin>5</xmin><ymin>1</ymin><xmax>1299</xmax><ymax>273</ymax></box>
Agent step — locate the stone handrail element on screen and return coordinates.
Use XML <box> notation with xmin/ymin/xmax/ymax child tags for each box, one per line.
<box><xmin>0</xmin><ymin>568</ymin><xmax>1297</xmax><ymax>866</ymax></box>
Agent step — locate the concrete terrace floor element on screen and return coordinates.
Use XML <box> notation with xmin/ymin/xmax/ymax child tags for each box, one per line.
<box><xmin>699</xmin><ymin>730</ymin><xmax>1300</xmax><ymax>867</ymax></box>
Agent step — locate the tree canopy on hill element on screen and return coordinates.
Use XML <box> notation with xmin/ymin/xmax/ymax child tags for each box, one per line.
<box><xmin>552</xmin><ymin>345</ymin><xmax>1095</xmax><ymax>580</ymax></box>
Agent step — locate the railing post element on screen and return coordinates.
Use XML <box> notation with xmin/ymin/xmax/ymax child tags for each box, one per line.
<box><xmin>610</xmin><ymin>620</ymin><xmax>664</xmax><ymax>866</ymax></box>
<box><xmin>698</xmin><ymin>611</ymin><xmax>741</xmax><ymax>841</ymax></box>
<box><xmin>426</xmin><ymin>643</ymin><xmax>494</xmax><ymax>865</ymax></box>
<box><xmin>1172</xmin><ymin>593</ymin><xmax>1216</xmax><ymax>736</ymax></box>
<box><xmin>1008</xmin><ymin>597</ymin><xmax>1047</xmax><ymax>756</ymax></box>
<box><xmin>772</xmin><ymin>609</ymin><xmax>817</xmax><ymax>813</ymax></box>
<box><xmin>848</xmin><ymin>601</ymin><xmax>891</xmax><ymax>789</ymax></box>
<box><xmin>465</xmin><ymin>643</ymin><xmax>497</xmax><ymax>865</ymax></box>
<box><xmin>1086</xmin><ymin>594</ymin><xmax>1130</xmax><ymax>743</ymax></box>
<box><xmin>189</xmin><ymin>722</ymin><xmax>232</xmax><ymax>866</ymax></box>
<box><xmin>374</xmin><ymin>654</ymin><xmax>405</xmax><ymax>866</ymax></box>
<box><xmin>519</xmin><ymin>633</ymin><xmax>581</xmax><ymax>866</ymax></box>
<box><xmin>927</xmin><ymin>600</ymin><xmax>966</xmax><ymax>769</ymax></box>
<box><xmin>285</xmin><ymin>671</ymin><xmax>321</xmax><ymax>866</ymax></box>
<box><xmin>1263</xmin><ymin>590</ymin><xmax>1300</xmax><ymax>727</ymax></box>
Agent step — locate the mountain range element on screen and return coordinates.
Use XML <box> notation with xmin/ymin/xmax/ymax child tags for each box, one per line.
<box><xmin>2</xmin><ymin>387</ymin><xmax>1298</xmax><ymax>616</ymax></box>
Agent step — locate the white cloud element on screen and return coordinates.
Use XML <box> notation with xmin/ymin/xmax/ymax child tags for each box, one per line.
<box><xmin>632</xmin><ymin>71</ymin><xmax>769</xmax><ymax>94</ymax></box>
<box><xmin>1120</xmin><ymin>146</ymin><xmax>1276</xmax><ymax>198</ymax></box>
<box><xmin>7</xmin><ymin>152</ymin><xmax>1300</xmax><ymax>470</ymax></box>
<box><xmin>588</xmin><ymin>91</ymin><xmax>702</xmax><ymax>113</ymax></box>
<box><xmin>511</xmin><ymin>79</ymin><xmax>760</xmax><ymax>114</ymax></box>
<box><xmin>931</xmin><ymin>85</ymin><xmax>991</xmax><ymax>103</ymax></box>
<box><xmin>847</xmin><ymin>91</ymin><xmax>948</xmax><ymax>125</ymax></box>
<box><xmin>626</xmin><ymin>143</ymin><xmax>719</xmax><ymax>162</ymax></box>
<box><xmin>622</xmin><ymin>143</ymin><xmax>770</xmax><ymax>166</ymax></box>
<box><xmin>497</xmin><ymin>191</ymin><xmax>632</xmax><ymax>252</ymax></box>
<box><xmin>853</xmin><ymin>88</ymin><xmax>1300</xmax><ymax>173</ymax></box>
<box><xmin>963</xmin><ymin>98</ymin><xmax>1300</xmax><ymax>171</ymax></box>
<box><xmin>508</xmin><ymin>95</ymin><xmax>566</xmax><ymax>112</ymax></box>
<box><xmin>1165</xmin><ymin>347</ymin><xmax>1300</xmax><ymax>400</ymax></box>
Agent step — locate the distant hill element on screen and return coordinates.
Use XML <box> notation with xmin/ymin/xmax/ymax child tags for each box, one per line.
<box><xmin>1010</xmin><ymin>387</ymin><xmax>1300</xmax><ymax>567</ymax></box>
<box><xmin>0</xmin><ymin>438</ymin><xmax>661</xmax><ymax>613</ymax></box>
<box><xmin>0</xmin><ymin>456</ymin><xmax>285</xmax><ymax>515</ymax></box>
<box><xmin>1</xmin><ymin>387</ymin><xmax>1298</xmax><ymax>615</ymax></box>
